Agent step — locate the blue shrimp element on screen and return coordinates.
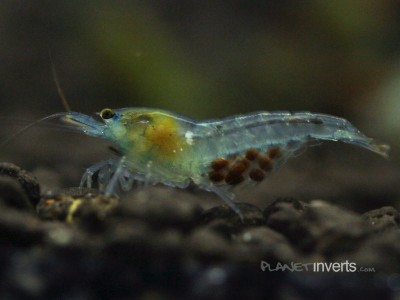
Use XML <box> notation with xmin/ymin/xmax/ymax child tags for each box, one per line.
<box><xmin>56</xmin><ymin>108</ymin><xmax>389</xmax><ymax>220</ymax></box>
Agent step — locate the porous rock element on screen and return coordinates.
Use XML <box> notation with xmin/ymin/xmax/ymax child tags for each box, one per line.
<box><xmin>0</xmin><ymin>162</ymin><xmax>40</xmax><ymax>206</ymax></box>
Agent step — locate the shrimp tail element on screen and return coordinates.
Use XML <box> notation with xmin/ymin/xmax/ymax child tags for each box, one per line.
<box><xmin>367</xmin><ymin>140</ymin><xmax>390</xmax><ymax>159</ymax></box>
<box><xmin>307</xmin><ymin>114</ymin><xmax>390</xmax><ymax>159</ymax></box>
<box><xmin>331</xmin><ymin>130</ymin><xmax>390</xmax><ymax>159</ymax></box>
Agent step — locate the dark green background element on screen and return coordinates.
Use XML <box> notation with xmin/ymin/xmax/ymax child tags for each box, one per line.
<box><xmin>0</xmin><ymin>1</ymin><xmax>398</xmax><ymax>203</ymax></box>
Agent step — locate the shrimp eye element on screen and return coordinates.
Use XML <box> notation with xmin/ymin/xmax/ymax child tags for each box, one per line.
<box><xmin>100</xmin><ymin>108</ymin><xmax>115</xmax><ymax>120</ymax></box>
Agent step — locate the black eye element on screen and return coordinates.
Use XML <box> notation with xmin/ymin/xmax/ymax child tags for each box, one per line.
<box><xmin>100</xmin><ymin>108</ymin><xmax>115</xmax><ymax>120</ymax></box>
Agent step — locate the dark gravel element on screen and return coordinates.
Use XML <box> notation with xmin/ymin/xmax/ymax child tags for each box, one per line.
<box><xmin>0</xmin><ymin>161</ymin><xmax>399</xmax><ymax>300</ymax></box>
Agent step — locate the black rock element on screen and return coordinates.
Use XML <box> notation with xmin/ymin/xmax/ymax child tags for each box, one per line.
<box><xmin>0</xmin><ymin>162</ymin><xmax>40</xmax><ymax>207</ymax></box>
<box><xmin>201</xmin><ymin>202</ymin><xmax>266</xmax><ymax>229</ymax></box>
<box><xmin>362</xmin><ymin>206</ymin><xmax>400</xmax><ymax>232</ymax></box>
<box><xmin>185</xmin><ymin>227</ymin><xmax>232</xmax><ymax>261</ymax></box>
<box><xmin>295</xmin><ymin>200</ymin><xmax>370</xmax><ymax>256</ymax></box>
<box><xmin>37</xmin><ymin>194</ymin><xmax>77</xmax><ymax>221</ymax></box>
<box><xmin>338</xmin><ymin>229</ymin><xmax>400</xmax><ymax>273</ymax></box>
<box><xmin>0</xmin><ymin>207</ymin><xmax>44</xmax><ymax>247</ymax></box>
<box><xmin>233</xmin><ymin>226</ymin><xmax>299</xmax><ymax>263</ymax></box>
<box><xmin>112</xmin><ymin>189</ymin><xmax>203</xmax><ymax>230</ymax></box>
<box><xmin>37</xmin><ymin>192</ymin><xmax>118</xmax><ymax>225</ymax></box>
<box><xmin>0</xmin><ymin>175</ymin><xmax>34</xmax><ymax>212</ymax></box>
<box><xmin>264</xmin><ymin>197</ymin><xmax>307</xmax><ymax>244</ymax></box>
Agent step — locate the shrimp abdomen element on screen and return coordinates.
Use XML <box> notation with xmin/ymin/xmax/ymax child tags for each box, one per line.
<box><xmin>199</xmin><ymin>111</ymin><xmax>389</xmax><ymax>159</ymax></box>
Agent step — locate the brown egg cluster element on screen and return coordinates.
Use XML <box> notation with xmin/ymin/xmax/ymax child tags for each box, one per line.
<box><xmin>208</xmin><ymin>147</ymin><xmax>283</xmax><ymax>186</ymax></box>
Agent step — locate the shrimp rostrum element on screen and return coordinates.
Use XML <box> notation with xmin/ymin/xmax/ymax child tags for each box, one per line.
<box><xmin>56</xmin><ymin>108</ymin><xmax>389</xmax><ymax>220</ymax></box>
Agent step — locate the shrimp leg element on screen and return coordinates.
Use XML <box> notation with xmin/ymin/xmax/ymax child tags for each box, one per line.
<box><xmin>80</xmin><ymin>160</ymin><xmax>112</xmax><ymax>188</ymax></box>
<box><xmin>104</xmin><ymin>156</ymin><xmax>127</xmax><ymax>196</ymax></box>
<box><xmin>207</xmin><ymin>186</ymin><xmax>244</xmax><ymax>221</ymax></box>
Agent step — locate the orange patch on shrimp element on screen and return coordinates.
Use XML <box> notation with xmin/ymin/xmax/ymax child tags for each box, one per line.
<box><xmin>144</xmin><ymin>115</ymin><xmax>187</xmax><ymax>157</ymax></box>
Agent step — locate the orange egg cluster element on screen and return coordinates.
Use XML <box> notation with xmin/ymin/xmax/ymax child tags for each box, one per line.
<box><xmin>208</xmin><ymin>147</ymin><xmax>283</xmax><ymax>186</ymax></box>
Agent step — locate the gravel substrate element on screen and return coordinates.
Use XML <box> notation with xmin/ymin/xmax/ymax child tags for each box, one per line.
<box><xmin>0</xmin><ymin>161</ymin><xmax>399</xmax><ymax>300</ymax></box>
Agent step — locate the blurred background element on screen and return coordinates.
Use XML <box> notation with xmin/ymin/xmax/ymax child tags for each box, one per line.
<box><xmin>0</xmin><ymin>0</ymin><xmax>399</xmax><ymax>210</ymax></box>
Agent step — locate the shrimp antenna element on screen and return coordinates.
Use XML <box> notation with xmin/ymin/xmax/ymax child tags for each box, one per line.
<box><xmin>0</xmin><ymin>112</ymin><xmax>72</xmax><ymax>148</ymax></box>
<box><xmin>49</xmin><ymin>50</ymin><xmax>71</xmax><ymax>112</ymax></box>
<box><xmin>1</xmin><ymin>53</ymin><xmax>77</xmax><ymax>149</ymax></box>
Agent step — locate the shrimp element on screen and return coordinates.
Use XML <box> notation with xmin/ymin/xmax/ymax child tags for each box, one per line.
<box><xmin>57</xmin><ymin>108</ymin><xmax>389</xmax><ymax>221</ymax></box>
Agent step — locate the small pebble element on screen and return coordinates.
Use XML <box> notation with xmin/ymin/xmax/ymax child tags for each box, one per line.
<box><xmin>362</xmin><ymin>206</ymin><xmax>400</xmax><ymax>231</ymax></box>
<box><xmin>185</xmin><ymin>227</ymin><xmax>231</xmax><ymax>260</ymax></box>
<box><xmin>233</xmin><ymin>226</ymin><xmax>298</xmax><ymax>263</ymax></box>
<box><xmin>0</xmin><ymin>175</ymin><xmax>34</xmax><ymax>212</ymax></box>
<box><xmin>0</xmin><ymin>162</ymin><xmax>40</xmax><ymax>206</ymax></box>
<box><xmin>296</xmin><ymin>200</ymin><xmax>370</xmax><ymax>256</ymax></box>
<box><xmin>112</xmin><ymin>188</ymin><xmax>203</xmax><ymax>230</ymax></box>
<box><xmin>201</xmin><ymin>202</ymin><xmax>266</xmax><ymax>228</ymax></box>
<box><xmin>264</xmin><ymin>197</ymin><xmax>306</xmax><ymax>242</ymax></box>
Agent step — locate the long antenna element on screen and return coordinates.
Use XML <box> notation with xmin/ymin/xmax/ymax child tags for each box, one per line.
<box><xmin>1</xmin><ymin>53</ymin><xmax>74</xmax><ymax>148</ymax></box>
<box><xmin>0</xmin><ymin>112</ymin><xmax>72</xmax><ymax>148</ymax></box>
<box><xmin>49</xmin><ymin>50</ymin><xmax>71</xmax><ymax>112</ymax></box>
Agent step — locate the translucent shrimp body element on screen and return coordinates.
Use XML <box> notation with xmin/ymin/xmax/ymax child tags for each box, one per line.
<box><xmin>64</xmin><ymin>109</ymin><xmax>390</xmax><ymax>220</ymax></box>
